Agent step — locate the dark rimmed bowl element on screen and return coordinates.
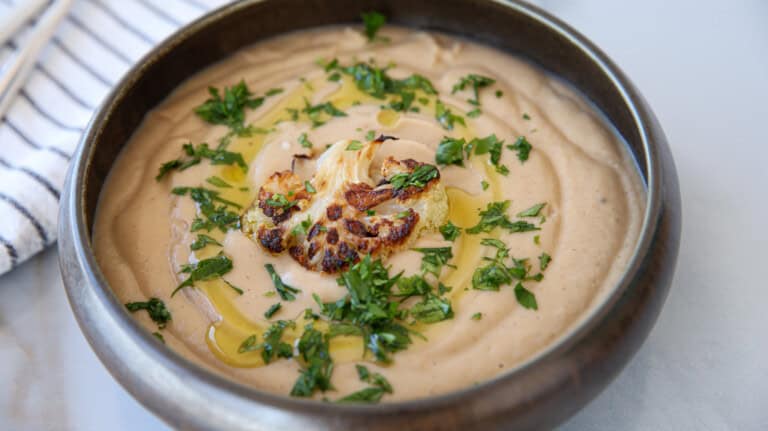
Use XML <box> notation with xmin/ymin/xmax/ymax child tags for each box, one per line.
<box><xmin>57</xmin><ymin>0</ymin><xmax>681</xmax><ymax>429</ymax></box>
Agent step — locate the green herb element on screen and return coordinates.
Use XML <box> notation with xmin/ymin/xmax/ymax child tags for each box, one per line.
<box><xmin>152</xmin><ymin>332</ymin><xmax>165</xmax><ymax>343</ymax></box>
<box><xmin>125</xmin><ymin>298</ymin><xmax>172</xmax><ymax>329</ymax></box>
<box><xmin>265</xmin><ymin>263</ymin><xmax>301</xmax><ymax>301</ymax></box>
<box><xmin>471</xmin><ymin>312</ymin><xmax>482</xmax><ymax>320</ymax></box>
<box><xmin>239</xmin><ymin>320</ymin><xmax>295</xmax><ymax>364</ymax></box>
<box><xmin>395</xmin><ymin>210</ymin><xmax>410</xmax><ymax>219</ymax></box>
<box><xmin>264</xmin><ymin>193</ymin><xmax>297</xmax><ymax>211</ymax></box>
<box><xmin>439</xmin><ymin>221</ymin><xmax>462</xmax><ymax>241</ymax></box>
<box><xmin>338</xmin><ymin>365</ymin><xmax>393</xmax><ymax>403</ymax></box>
<box><xmin>514</xmin><ymin>283</ymin><xmax>538</xmax><ymax>310</ymax></box>
<box><xmin>467</xmin><ymin>108</ymin><xmax>481</xmax><ymax>118</ymax></box>
<box><xmin>365</xmin><ymin>130</ymin><xmax>376</xmax><ymax>140</ymax></box>
<box><xmin>205</xmin><ymin>175</ymin><xmax>232</xmax><ymax>188</ymax></box>
<box><xmin>328</xmin><ymin>72</ymin><xmax>342</xmax><ymax>82</ymax></box>
<box><xmin>304</xmin><ymin>180</ymin><xmax>316</xmax><ymax>194</ymax></box>
<box><xmin>173</xmin><ymin>254</ymin><xmax>234</xmax><ymax>295</ymax></box>
<box><xmin>265</xmin><ymin>88</ymin><xmax>284</xmax><ymax>96</ymax></box>
<box><xmin>539</xmin><ymin>252</ymin><xmax>552</xmax><ymax>271</ymax></box>
<box><xmin>507</xmin><ymin>136</ymin><xmax>532</xmax><ymax>162</ymax></box>
<box><xmin>172</xmin><ymin>186</ymin><xmax>241</xmax><ymax>232</ymax></box>
<box><xmin>302</xmin><ymin>99</ymin><xmax>347</xmax><ymax>127</ymax></box>
<box><xmin>481</xmin><ymin>180</ymin><xmax>489</xmax><ymax>190</ymax></box>
<box><xmin>298</xmin><ymin>132</ymin><xmax>313</xmax><ymax>148</ymax></box>
<box><xmin>388</xmin><ymin>164</ymin><xmax>439</xmax><ymax>190</ymax></box>
<box><xmin>356</xmin><ymin>364</ymin><xmax>371</xmax><ymax>381</ymax></box>
<box><xmin>346</xmin><ymin>140</ymin><xmax>363</xmax><ymax>151</ymax></box>
<box><xmin>194</xmin><ymin>80</ymin><xmax>270</xmax><ymax>132</ymax></box>
<box><xmin>413</xmin><ymin>247</ymin><xmax>455</xmax><ymax>278</ymax></box>
<box><xmin>366</xmin><ymin>209</ymin><xmax>376</xmax><ymax>216</ymax></box>
<box><xmin>291</xmin><ymin>216</ymin><xmax>313</xmax><ymax>237</ymax></box>
<box><xmin>452</xmin><ymin>74</ymin><xmax>496</xmax><ymax>106</ymax></box>
<box><xmin>533</xmin><ymin>235</ymin><xmax>540</xmax><ymax>245</ymax></box>
<box><xmin>156</xmin><ymin>142</ymin><xmax>247</xmax><ymax>180</ymax></box>
<box><xmin>190</xmin><ymin>234</ymin><xmax>222</xmax><ymax>251</ymax></box>
<box><xmin>495</xmin><ymin>90</ymin><xmax>503</xmax><ymax>98</ymax></box>
<box><xmin>361</xmin><ymin>11</ymin><xmax>386</xmax><ymax>41</ymax></box>
<box><xmin>338</xmin><ymin>387</ymin><xmax>386</xmax><ymax>403</ymax></box>
<box><xmin>466</xmin><ymin>201</ymin><xmax>540</xmax><ymax>234</ymax></box>
<box><xmin>470</xmin><ymin>134</ymin><xmax>504</xmax><ymax>169</ymax></box>
<box><xmin>291</xmin><ymin>325</ymin><xmax>334</xmax><ymax>397</ymax></box>
<box><xmin>435</xmin><ymin>136</ymin><xmax>466</xmax><ymax>166</ymax></box>
<box><xmin>517</xmin><ymin>203</ymin><xmax>546</xmax><ymax>218</ymax></box>
<box><xmin>264</xmin><ymin>303</ymin><xmax>282</xmax><ymax>319</ymax></box>
<box><xmin>435</xmin><ymin>100</ymin><xmax>465</xmax><ymax>130</ymax></box>
<box><xmin>410</xmin><ymin>295</ymin><xmax>454</xmax><ymax>323</ymax></box>
<box><xmin>522</xmin><ymin>113</ymin><xmax>531</xmax><ymax>120</ymax></box>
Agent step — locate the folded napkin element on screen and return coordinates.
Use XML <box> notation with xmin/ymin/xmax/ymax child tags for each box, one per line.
<box><xmin>0</xmin><ymin>0</ymin><xmax>229</xmax><ymax>275</ymax></box>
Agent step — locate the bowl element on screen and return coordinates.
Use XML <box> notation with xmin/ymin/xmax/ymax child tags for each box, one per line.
<box><xmin>57</xmin><ymin>0</ymin><xmax>681</xmax><ymax>429</ymax></box>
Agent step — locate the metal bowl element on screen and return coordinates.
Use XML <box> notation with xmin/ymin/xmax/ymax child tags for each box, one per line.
<box><xmin>57</xmin><ymin>0</ymin><xmax>681</xmax><ymax>429</ymax></box>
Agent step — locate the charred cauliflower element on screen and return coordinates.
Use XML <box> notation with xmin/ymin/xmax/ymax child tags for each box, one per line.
<box><xmin>242</xmin><ymin>136</ymin><xmax>448</xmax><ymax>273</ymax></box>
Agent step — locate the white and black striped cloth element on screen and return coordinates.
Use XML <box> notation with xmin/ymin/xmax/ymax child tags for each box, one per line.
<box><xmin>0</xmin><ymin>0</ymin><xmax>230</xmax><ymax>275</ymax></box>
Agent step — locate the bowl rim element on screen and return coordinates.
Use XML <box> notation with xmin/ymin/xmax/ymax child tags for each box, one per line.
<box><xmin>64</xmin><ymin>0</ymin><xmax>661</xmax><ymax>416</ymax></box>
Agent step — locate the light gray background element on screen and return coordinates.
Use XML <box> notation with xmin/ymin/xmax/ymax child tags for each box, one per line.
<box><xmin>1</xmin><ymin>0</ymin><xmax>767</xmax><ymax>429</ymax></box>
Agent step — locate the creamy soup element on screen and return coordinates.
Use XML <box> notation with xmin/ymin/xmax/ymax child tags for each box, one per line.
<box><xmin>93</xmin><ymin>24</ymin><xmax>645</xmax><ymax>402</ymax></box>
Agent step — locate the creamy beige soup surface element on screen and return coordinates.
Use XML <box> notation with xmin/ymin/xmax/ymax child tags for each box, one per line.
<box><xmin>93</xmin><ymin>25</ymin><xmax>645</xmax><ymax>402</ymax></box>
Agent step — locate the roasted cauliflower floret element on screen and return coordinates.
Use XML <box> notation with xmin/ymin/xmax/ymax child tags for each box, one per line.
<box><xmin>241</xmin><ymin>136</ymin><xmax>448</xmax><ymax>273</ymax></box>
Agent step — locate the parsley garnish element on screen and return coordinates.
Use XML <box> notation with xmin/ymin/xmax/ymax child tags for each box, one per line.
<box><xmin>346</xmin><ymin>140</ymin><xmax>363</xmax><ymax>151</ymax></box>
<box><xmin>361</xmin><ymin>11</ymin><xmax>386</xmax><ymax>41</ymax></box>
<box><xmin>413</xmin><ymin>247</ymin><xmax>455</xmax><ymax>278</ymax></box>
<box><xmin>264</xmin><ymin>303</ymin><xmax>282</xmax><ymax>319</ymax></box>
<box><xmin>195</xmin><ymin>80</ymin><xmax>272</xmax><ymax>132</ymax></box>
<box><xmin>152</xmin><ymin>332</ymin><xmax>165</xmax><ymax>343</ymax></box>
<box><xmin>471</xmin><ymin>239</ymin><xmax>541</xmax><ymax>309</ymax></box>
<box><xmin>435</xmin><ymin>136</ymin><xmax>466</xmax><ymax>166</ymax></box>
<box><xmin>539</xmin><ymin>252</ymin><xmax>552</xmax><ymax>271</ymax></box>
<box><xmin>291</xmin><ymin>215</ymin><xmax>313</xmax><ymax>237</ymax></box>
<box><xmin>471</xmin><ymin>312</ymin><xmax>482</xmax><ymax>320</ymax></box>
<box><xmin>439</xmin><ymin>221</ymin><xmax>462</xmax><ymax>241</ymax></box>
<box><xmin>239</xmin><ymin>320</ymin><xmax>295</xmax><ymax>363</ymax></box>
<box><xmin>205</xmin><ymin>176</ymin><xmax>231</xmax><ymax>188</ymax></box>
<box><xmin>265</xmin><ymin>263</ymin><xmax>300</xmax><ymax>301</ymax></box>
<box><xmin>365</xmin><ymin>130</ymin><xmax>376</xmax><ymax>140</ymax></box>
<box><xmin>156</xmin><ymin>142</ymin><xmax>247</xmax><ymax>180</ymax></box>
<box><xmin>298</xmin><ymin>132</ymin><xmax>313</xmax><ymax>148</ymax></box>
<box><xmin>302</xmin><ymin>99</ymin><xmax>347</xmax><ymax>127</ymax></box>
<box><xmin>264</xmin><ymin>193</ymin><xmax>298</xmax><ymax>211</ymax></box>
<box><xmin>514</xmin><ymin>283</ymin><xmax>538</xmax><ymax>310</ymax></box>
<box><xmin>410</xmin><ymin>295</ymin><xmax>454</xmax><ymax>323</ymax></box>
<box><xmin>338</xmin><ymin>365</ymin><xmax>393</xmax><ymax>403</ymax></box>
<box><xmin>481</xmin><ymin>180</ymin><xmax>490</xmax><ymax>190</ymax></box>
<box><xmin>172</xmin><ymin>186</ymin><xmax>241</xmax><ymax>232</ymax></box>
<box><xmin>522</xmin><ymin>113</ymin><xmax>531</xmax><ymax>120</ymax></box>
<box><xmin>190</xmin><ymin>234</ymin><xmax>221</xmax><ymax>251</ymax></box>
<box><xmin>173</xmin><ymin>254</ymin><xmax>234</xmax><ymax>296</ymax></box>
<box><xmin>304</xmin><ymin>180</ymin><xmax>316</xmax><ymax>194</ymax></box>
<box><xmin>470</xmin><ymin>134</ymin><xmax>507</xmax><ymax>174</ymax></box>
<box><xmin>507</xmin><ymin>136</ymin><xmax>532</xmax><ymax>162</ymax></box>
<box><xmin>125</xmin><ymin>298</ymin><xmax>171</xmax><ymax>329</ymax></box>
<box><xmin>291</xmin><ymin>325</ymin><xmax>334</xmax><ymax>397</ymax></box>
<box><xmin>388</xmin><ymin>164</ymin><xmax>439</xmax><ymax>190</ymax></box>
<box><xmin>517</xmin><ymin>202</ymin><xmax>546</xmax><ymax>218</ymax></box>
<box><xmin>466</xmin><ymin>201</ymin><xmax>540</xmax><ymax>234</ymax></box>
<box><xmin>435</xmin><ymin>100</ymin><xmax>465</xmax><ymax>130</ymax></box>
<box><xmin>452</xmin><ymin>74</ymin><xmax>496</xmax><ymax>107</ymax></box>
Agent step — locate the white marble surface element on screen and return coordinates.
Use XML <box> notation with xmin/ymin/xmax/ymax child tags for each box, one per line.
<box><xmin>2</xmin><ymin>0</ymin><xmax>767</xmax><ymax>429</ymax></box>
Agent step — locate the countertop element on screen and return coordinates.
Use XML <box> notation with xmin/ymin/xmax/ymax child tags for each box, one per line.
<box><xmin>1</xmin><ymin>0</ymin><xmax>767</xmax><ymax>429</ymax></box>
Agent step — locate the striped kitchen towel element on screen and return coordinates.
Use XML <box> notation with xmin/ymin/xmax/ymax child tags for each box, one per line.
<box><xmin>0</xmin><ymin>0</ymin><xmax>230</xmax><ymax>275</ymax></box>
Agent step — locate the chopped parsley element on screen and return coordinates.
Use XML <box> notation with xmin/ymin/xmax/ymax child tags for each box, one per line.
<box><xmin>539</xmin><ymin>252</ymin><xmax>552</xmax><ymax>271</ymax></box>
<box><xmin>410</xmin><ymin>295</ymin><xmax>454</xmax><ymax>323</ymax></box>
<box><xmin>291</xmin><ymin>325</ymin><xmax>334</xmax><ymax>397</ymax></box>
<box><xmin>346</xmin><ymin>140</ymin><xmax>363</xmax><ymax>151</ymax></box>
<box><xmin>481</xmin><ymin>180</ymin><xmax>490</xmax><ymax>190</ymax></box>
<box><xmin>388</xmin><ymin>164</ymin><xmax>439</xmax><ymax>190</ymax></box>
<box><xmin>125</xmin><ymin>298</ymin><xmax>171</xmax><ymax>329</ymax></box>
<box><xmin>291</xmin><ymin>215</ymin><xmax>313</xmax><ymax>237</ymax></box>
<box><xmin>265</xmin><ymin>263</ymin><xmax>300</xmax><ymax>301</ymax></box>
<box><xmin>361</xmin><ymin>11</ymin><xmax>386</xmax><ymax>42</ymax></box>
<box><xmin>469</xmin><ymin>134</ymin><xmax>507</xmax><ymax>175</ymax></box>
<box><xmin>264</xmin><ymin>303</ymin><xmax>282</xmax><ymax>319</ymax></box>
<box><xmin>265</xmin><ymin>88</ymin><xmax>284</xmax><ymax>96</ymax></box>
<box><xmin>413</xmin><ymin>247</ymin><xmax>455</xmax><ymax>278</ymax></box>
<box><xmin>264</xmin><ymin>193</ymin><xmax>298</xmax><ymax>211</ymax></box>
<box><xmin>507</xmin><ymin>136</ymin><xmax>532</xmax><ymax>162</ymax></box>
<box><xmin>435</xmin><ymin>136</ymin><xmax>466</xmax><ymax>166</ymax></box>
<box><xmin>239</xmin><ymin>320</ymin><xmax>295</xmax><ymax>364</ymax></box>
<box><xmin>471</xmin><ymin>312</ymin><xmax>482</xmax><ymax>320</ymax></box>
<box><xmin>152</xmin><ymin>332</ymin><xmax>165</xmax><ymax>343</ymax></box>
<box><xmin>194</xmin><ymin>80</ymin><xmax>278</xmax><ymax>132</ymax></box>
<box><xmin>435</xmin><ymin>100</ymin><xmax>465</xmax><ymax>130</ymax></box>
<box><xmin>302</xmin><ymin>99</ymin><xmax>347</xmax><ymax>127</ymax></box>
<box><xmin>173</xmin><ymin>254</ymin><xmax>235</xmax><ymax>296</ymax></box>
<box><xmin>365</xmin><ymin>130</ymin><xmax>376</xmax><ymax>140</ymax></box>
<box><xmin>298</xmin><ymin>132</ymin><xmax>313</xmax><ymax>148</ymax></box>
<box><xmin>156</xmin><ymin>142</ymin><xmax>247</xmax><ymax>180</ymax></box>
<box><xmin>522</xmin><ymin>113</ymin><xmax>531</xmax><ymax>120</ymax></box>
<box><xmin>304</xmin><ymin>180</ymin><xmax>316</xmax><ymax>194</ymax></box>
<box><xmin>452</xmin><ymin>74</ymin><xmax>496</xmax><ymax>107</ymax></box>
<box><xmin>514</xmin><ymin>283</ymin><xmax>538</xmax><ymax>310</ymax></box>
<box><xmin>495</xmin><ymin>90</ymin><xmax>503</xmax><ymax>98</ymax></box>
<box><xmin>172</xmin><ymin>186</ymin><xmax>241</xmax><ymax>232</ymax></box>
<box><xmin>205</xmin><ymin>175</ymin><xmax>231</xmax><ymax>188</ymax></box>
<box><xmin>439</xmin><ymin>221</ymin><xmax>462</xmax><ymax>241</ymax></box>
<box><xmin>190</xmin><ymin>234</ymin><xmax>222</xmax><ymax>251</ymax></box>
<box><xmin>466</xmin><ymin>201</ymin><xmax>540</xmax><ymax>234</ymax></box>
<box><xmin>338</xmin><ymin>365</ymin><xmax>393</xmax><ymax>403</ymax></box>
<box><xmin>517</xmin><ymin>202</ymin><xmax>546</xmax><ymax>218</ymax></box>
